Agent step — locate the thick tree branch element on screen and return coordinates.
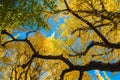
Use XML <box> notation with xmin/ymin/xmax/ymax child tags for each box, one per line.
<box><xmin>81</xmin><ymin>61</ymin><xmax>120</xmax><ymax>72</ymax></box>
<box><xmin>60</xmin><ymin>60</ymin><xmax>120</xmax><ymax>80</ymax></box>
<box><xmin>34</xmin><ymin>54</ymin><xmax>73</xmax><ymax>68</ymax></box>
<box><xmin>60</xmin><ymin>59</ymin><xmax>120</xmax><ymax>80</ymax></box>
<box><xmin>22</xmin><ymin>53</ymin><xmax>74</xmax><ymax>69</ymax></box>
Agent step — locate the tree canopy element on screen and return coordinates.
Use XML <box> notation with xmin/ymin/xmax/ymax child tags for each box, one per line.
<box><xmin>1</xmin><ymin>0</ymin><xmax>120</xmax><ymax>80</ymax></box>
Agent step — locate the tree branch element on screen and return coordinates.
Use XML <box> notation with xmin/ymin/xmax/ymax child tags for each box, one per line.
<box><xmin>60</xmin><ymin>60</ymin><xmax>120</xmax><ymax>80</ymax></box>
<box><xmin>99</xmin><ymin>0</ymin><xmax>106</xmax><ymax>11</ymax></box>
<box><xmin>26</xmin><ymin>28</ymin><xmax>38</xmax><ymax>39</ymax></box>
<box><xmin>71</xmin><ymin>22</ymin><xmax>111</xmax><ymax>34</ymax></box>
<box><xmin>82</xmin><ymin>61</ymin><xmax>120</xmax><ymax>72</ymax></box>
<box><xmin>78</xmin><ymin>71</ymin><xmax>84</xmax><ymax>80</ymax></box>
<box><xmin>60</xmin><ymin>68</ymin><xmax>72</xmax><ymax>80</ymax></box>
<box><xmin>34</xmin><ymin>54</ymin><xmax>73</xmax><ymax>68</ymax></box>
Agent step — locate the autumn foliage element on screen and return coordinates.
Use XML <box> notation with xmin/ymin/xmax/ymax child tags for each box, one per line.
<box><xmin>1</xmin><ymin>0</ymin><xmax>120</xmax><ymax>80</ymax></box>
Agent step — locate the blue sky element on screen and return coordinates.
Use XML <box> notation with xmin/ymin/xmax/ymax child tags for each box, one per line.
<box><xmin>88</xmin><ymin>70</ymin><xmax>120</xmax><ymax>80</ymax></box>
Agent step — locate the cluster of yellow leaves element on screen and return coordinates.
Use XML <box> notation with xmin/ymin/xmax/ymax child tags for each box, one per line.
<box><xmin>64</xmin><ymin>71</ymin><xmax>80</xmax><ymax>80</ymax></box>
<box><xmin>104</xmin><ymin>0</ymin><xmax>120</xmax><ymax>11</ymax></box>
<box><xmin>29</xmin><ymin>32</ymin><xmax>63</xmax><ymax>55</ymax></box>
<box><xmin>69</xmin><ymin>0</ymin><xmax>120</xmax><ymax>11</ymax></box>
<box><xmin>41</xmin><ymin>60</ymin><xmax>67</xmax><ymax>80</ymax></box>
<box><xmin>0</xmin><ymin>46</ymin><xmax>6</xmax><ymax>58</ymax></box>
<box><xmin>82</xmin><ymin>72</ymin><xmax>92</xmax><ymax>80</ymax></box>
<box><xmin>64</xmin><ymin>71</ymin><xmax>91</xmax><ymax>80</ymax></box>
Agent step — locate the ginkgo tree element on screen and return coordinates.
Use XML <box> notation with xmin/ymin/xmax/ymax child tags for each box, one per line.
<box><xmin>1</xmin><ymin>0</ymin><xmax>120</xmax><ymax>80</ymax></box>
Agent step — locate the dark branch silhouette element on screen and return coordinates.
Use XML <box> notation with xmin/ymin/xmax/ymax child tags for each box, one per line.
<box><xmin>78</xmin><ymin>71</ymin><xmax>83</xmax><ymax>80</ymax></box>
<box><xmin>71</xmin><ymin>22</ymin><xmax>111</xmax><ymax>34</ymax></box>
